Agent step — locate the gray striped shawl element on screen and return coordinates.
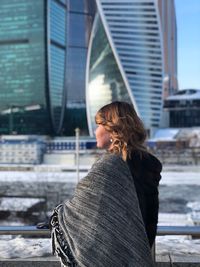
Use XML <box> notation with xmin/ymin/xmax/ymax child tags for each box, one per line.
<box><xmin>51</xmin><ymin>153</ymin><xmax>154</xmax><ymax>267</ymax></box>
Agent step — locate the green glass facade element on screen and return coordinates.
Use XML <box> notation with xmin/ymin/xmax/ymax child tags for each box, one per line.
<box><xmin>0</xmin><ymin>0</ymin><xmax>95</xmax><ymax>136</ymax></box>
<box><xmin>0</xmin><ymin>0</ymin><xmax>68</xmax><ymax>135</ymax></box>
<box><xmin>0</xmin><ymin>1</ymin><xmax>50</xmax><ymax>134</ymax></box>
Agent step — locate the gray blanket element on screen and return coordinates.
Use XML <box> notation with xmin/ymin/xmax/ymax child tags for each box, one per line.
<box><xmin>51</xmin><ymin>153</ymin><xmax>154</xmax><ymax>267</ymax></box>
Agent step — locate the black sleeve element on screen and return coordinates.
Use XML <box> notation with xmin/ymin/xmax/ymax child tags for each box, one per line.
<box><xmin>145</xmin><ymin>192</ymin><xmax>159</xmax><ymax>247</ymax></box>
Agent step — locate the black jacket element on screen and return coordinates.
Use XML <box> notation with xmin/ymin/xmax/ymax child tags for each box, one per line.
<box><xmin>127</xmin><ymin>150</ymin><xmax>162</xmax><ymax>247</ymax></box>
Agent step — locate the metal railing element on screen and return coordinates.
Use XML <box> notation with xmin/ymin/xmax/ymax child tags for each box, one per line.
<box><xmin>0</xmin><ymin>225</ymin><xmax>200</xmax><ymax>237</ymax></box>
<box><xmin>0</xmin><ymin>225</ymin><xmax>200</xmax><ymax>262</ymax></box>
<box><xmin>157</xmin><ymin>225</ymin><xmax>200</xmax><ymax>236</ymax></box>
<box><xmin>156</xmin><ymin>226</ymin><xmax>200</xmax><ymax>262</ymax></box>
<box><xmin>0</xmin><ymin>225</ymin><xmax>50</xmax><ymax>236</ymax></box>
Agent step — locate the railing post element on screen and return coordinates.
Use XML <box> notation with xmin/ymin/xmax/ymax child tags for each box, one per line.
<box><xmin>75</xmin><ymin>128</ymin><xmax>80</xmax><ymax>183</ymax></box>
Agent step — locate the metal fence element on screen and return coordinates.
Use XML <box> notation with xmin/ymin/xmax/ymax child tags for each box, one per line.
<box><xmin>0</xmin><ymin>225</ymin><xmax>200</xmax><ymax>237</ymax></box>
<box><xmin>0</xmin><ymin>225</ymin><xmax>200</xmax><ymax>262</ymax></box>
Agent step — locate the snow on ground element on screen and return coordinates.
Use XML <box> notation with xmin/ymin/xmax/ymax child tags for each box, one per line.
<box><xmin>158</xmin><ymin>213</ymin><xmax>193</xmax><ymax>226</ymax></box>
<box><xmin>156</xmin><ymin>236</ymin><xmax>200</xmax><ymax>256</ymax></box>
<box><xmin>161</xmin><ymin>171</ymin><xmax>200</xmax><ymax>185</ymax></box>
<box><xmin>0</xmin><ymin>236</ymin><xmax>51</xmax><ymax>259</ymax></box>
<box><xmin>0</xmin><ymin>170</ymin><xmax>199</xmax><ymax>185</ymax></box>
<box><xmin>0</xmin><ymin>170</ymin><xmax>84</xmax><ymax>183</ymax></box>
<box><xmin>0</xmin><ymin>230</ymin><xmax>199</xmax><ymax>259</ymax></box>
<box><xmin>0</xmin><ymin>165</ymin><xmax>199</xmax><ymax>259</ymax></box>
<box><xmin>0</xmin><ymin>197</ymin><xmax>45</xmax><ymax>211</ymax></box>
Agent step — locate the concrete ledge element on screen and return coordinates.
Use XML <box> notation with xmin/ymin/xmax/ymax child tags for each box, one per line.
<box><xmin>171</xmin><ymin>255</ymin><xmax>200</xmax><ymax>266</ymax></box>
<box><xmin>0</xmin><ymin>256</ymin><xmax>200</xmax><ymax>267</ymax></box>
<box><xmin>0</xmin><ymin>257</ymin><xmax>60</xmax><ymax>267</ymax></box>
<box><xmin>156</xmin><ymin>255</ymin><xmax>171</xmax><ymax>266</ymax></box>
<box><xmin>156</xmin><ymin>255</ymin><xmax>200</xmax><ymax>266</ymax></box>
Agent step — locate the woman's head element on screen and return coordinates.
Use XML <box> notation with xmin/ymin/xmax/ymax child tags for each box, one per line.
<box><xmin>95</xmin><ymin>101</ymin><xmax>147</xmax><ymax>160</ymax></box>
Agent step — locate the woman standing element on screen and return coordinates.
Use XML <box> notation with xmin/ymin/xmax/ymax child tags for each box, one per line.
<box><xmin>51</xmin><ymin>101</ymin><xmax>161</xmax><ymax>267</ymax></box>
<box><xmin>95</xmin><ymin>101</ymin><xmax>162</xmax><ymax>248</ymax></box>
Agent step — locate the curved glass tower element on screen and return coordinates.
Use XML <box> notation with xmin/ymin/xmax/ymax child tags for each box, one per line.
<box><xmin>87</xmin><ymin>0</ymin><xmax>164</xmax><ymax>136</ymax></box>
<box><xmin>86</xmin><ymin>15</ymin><xmax>132</xmax><ymax>133</ymax></box>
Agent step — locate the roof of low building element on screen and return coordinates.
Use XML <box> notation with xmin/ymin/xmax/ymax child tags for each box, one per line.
<box><xmin>166</xmin><ymin>89</ymin><xmax>200</xmax><ymax>101</ymax></box>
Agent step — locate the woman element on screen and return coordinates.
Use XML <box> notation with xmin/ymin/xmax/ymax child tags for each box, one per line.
<box><xmin>51</xmin><ymin>101</ymin><xmax>160</xmax><ymax>267</ymax></box>
<box><xmin>95</xmin><ymin>101</ymin><xmax>162</xmax><ymax>248</ymax></box>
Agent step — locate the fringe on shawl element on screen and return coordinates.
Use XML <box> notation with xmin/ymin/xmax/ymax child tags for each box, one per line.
<box><xmin>51</xmin><ymin>204</ymin><xmax>77</xmax><ymax>267</ymax></box>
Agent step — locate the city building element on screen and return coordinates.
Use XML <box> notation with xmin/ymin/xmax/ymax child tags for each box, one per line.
<box><xmin>0</xmin><ymin>135</ymin><xmax>45</xmax><ymax>164</ymax></box>
<box><xmin>0</xmin><ymin>0</ymin><xmax>177</xmax><ymax>136</ymax></box>
<box><xmin>62</xmin><ymin>1</ymin><xmax>96</xmax><ymax>136</ymax></box>
<box><xmin>0</xmin><ymin>0</ymin><xmax>68</xmax><ymax>135</ymax></box>
<box><xmin>86</xmin><ymin>0</ymin><xmax>178</xmax><ymax>136</ymax></box>
<box><xmin>164</xmin><ymin>89</ymin><xmax>200</xmax><ymax>127</ymax></box>
<box><xmin>159</xmin><ymin>0</ymin><xmax>178</xmax><ymax>98</ymax></box>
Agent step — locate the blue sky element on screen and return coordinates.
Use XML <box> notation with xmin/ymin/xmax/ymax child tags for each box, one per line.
<box><xmin>175</xmin><ymin>0</ymin><xmax>200</xmax><ymax>89</ymax></box>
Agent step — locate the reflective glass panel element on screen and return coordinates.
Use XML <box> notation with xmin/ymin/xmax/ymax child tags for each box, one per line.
<box><xmin>69</xmin><ymin>0</ymin><xmax>96</xmax><ymax>14</ymax></box>
<box><xmin>87</xmin><ymin>15</ymin><xmax>130</xmax><ymax>134</ymax></box>
<box><xmin>68</xmin><ymin>13</ymin><xmax>92</xmax><ymax>47</ymax></box>
<box><xmin>49</xmin><ymin>0</ymin><xmax>67</xmax><ymax>131</ymax></box>
<box><xmin>0</xmin><ymin>0</ymin><xmax>51</xmax><ymax>134</ymax></box>
<box><xmin>50</xmin><ymin>0</ymin><xmax>66</xmax><ymax>46</ymax></box>
<box><xmin>66</xmin><ymin>48</ymin><xmax>87</xmax><ymax>103</ymax></box>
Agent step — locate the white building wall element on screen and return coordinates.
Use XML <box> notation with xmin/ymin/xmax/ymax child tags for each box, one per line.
<box><xmin>0</xmin><ymin>141</ymin><xmax>43</xmax><ymax>164</ymax></box>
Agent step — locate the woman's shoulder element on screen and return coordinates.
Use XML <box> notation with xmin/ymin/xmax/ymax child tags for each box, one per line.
<box><xmin>92</xmin><ymin>152</ymin><xmax>130</xmax><ymax>177</ymax></box>
<box><xmin>96</xmin><ymin>152</ymin><xmax>124</xmax><ymax>165</ymax></box>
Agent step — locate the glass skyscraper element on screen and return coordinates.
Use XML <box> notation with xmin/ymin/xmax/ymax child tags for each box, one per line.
<box><xmin>67</xmin><ymin>0</ymin><xmax>178</xmax><ymax>136</ymax></box>
<box><xmin>0</xmin><ymin>0</ymin><xmax>177</xmax><ymax>136</ymax></box>
<box><xmin>0</xmin><ymin>0</ymin><xmax>67</xmax><ymax>135</ymax></box>
<box><xmin>86</xmin><ymin>0</ymin><xmax>177</xmax><ymax>136</ymax></box>
<box><xmin>62</xmin><ymin>0</ymin><xmax>95</xmax><ymax>136</ymax></box>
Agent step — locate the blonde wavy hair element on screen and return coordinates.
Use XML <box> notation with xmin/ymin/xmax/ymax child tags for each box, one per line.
<box><xmin>95</xmin><ymin>101</ymin><xmax>147</xmax><ymax>161</ymax></box>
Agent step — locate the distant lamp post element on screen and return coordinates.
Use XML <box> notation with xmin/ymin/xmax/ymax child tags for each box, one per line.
<box><xmin>75</xmin><ymin>127</ymin><xmax>80</xmax><ymax>183</ymax></box>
